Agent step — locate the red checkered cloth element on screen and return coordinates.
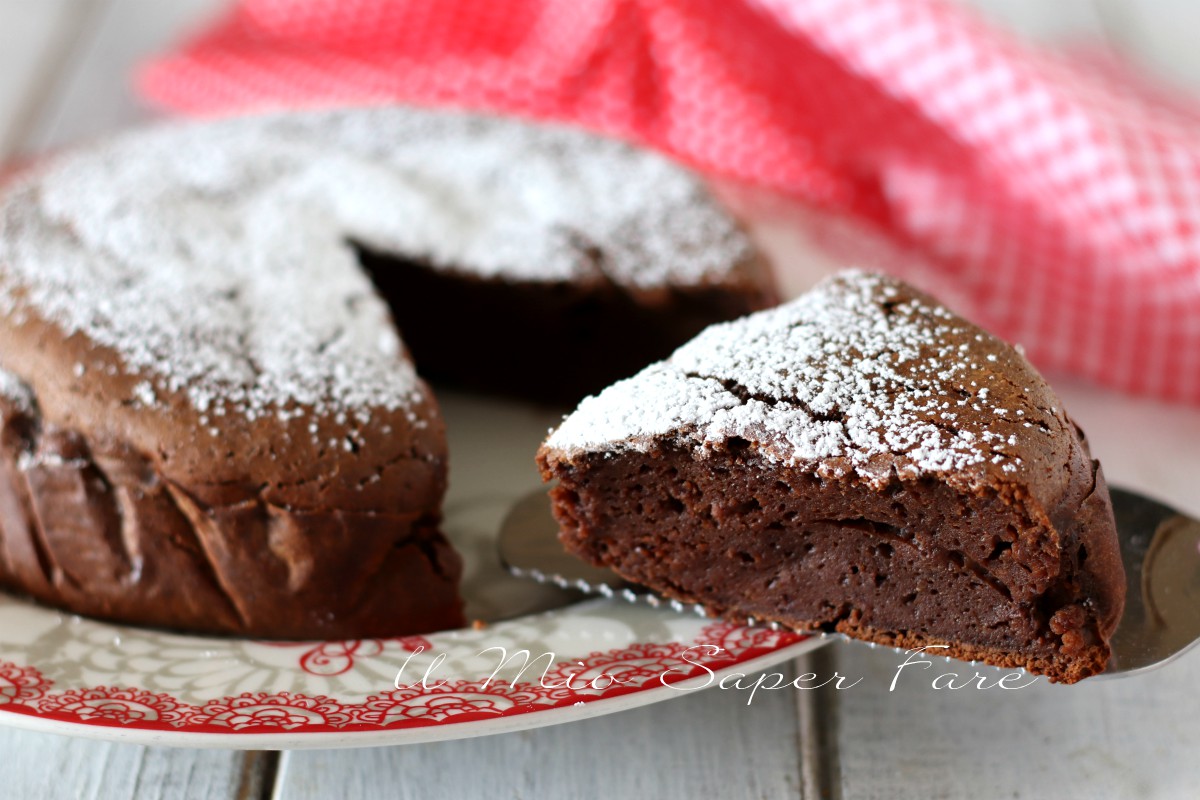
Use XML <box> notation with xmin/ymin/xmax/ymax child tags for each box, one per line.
<box><xmin>139</xmin><ymin>0</ymin><xmax>1200</xmax><ymax>403</ymax></box>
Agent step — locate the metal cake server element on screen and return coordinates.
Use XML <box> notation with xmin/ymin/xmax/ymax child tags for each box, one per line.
<box><xmin>498</xmin><ymin>486</ymin><xmax>1200</xmax><ymax>678</ymax></box>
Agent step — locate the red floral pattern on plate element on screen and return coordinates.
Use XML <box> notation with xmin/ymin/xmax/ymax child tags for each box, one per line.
<box><xmin>35</xmin><ymin>687</ymin><xmax>193</xmax><ymax>725</ymax></box>
<box><xmin>0</xmin><ymin>662</ymin><xmax>51</xmax><ymax>706</ymax></box>
<box><xmin>191</xmin><ymin>692</ymin><xmax>354</xmax><ymax>730</ymax></box>
<box><xmin>0</xmin><ymin>623</ymin><xmax>809</xmax><ymax>734</ymax></box>
<box><xmin>259</xmin><ymin>637</ymin><xmax>435</xmax><ymax>676</ymax></box>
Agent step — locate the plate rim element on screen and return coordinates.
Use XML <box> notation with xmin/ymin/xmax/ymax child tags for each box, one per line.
<box><xmin>0</xmin><ymin>636</ymin><xmax>826</xmax><ymax>749</ymax></box>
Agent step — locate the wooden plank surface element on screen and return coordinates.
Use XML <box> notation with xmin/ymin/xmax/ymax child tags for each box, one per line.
<box><xmin>1</xmin><ymin>1</ymin><xmax>1200</xmax><ymax>799</ymax></box>
<box><xmin>1096</xmin><ymin>0</ymin><xmax>1200</xmax><ymax>95</ymax></box>
<box><xmin>0</xmin><ymin>0</ymin><xmax>78</xmax><ymax>154</ymax></box>
<box><xmin>275</xmin><ymin>661</ymin><xmax>808</xmax><ymax>800</ymax></box>
<box><xmin>0</xmin><ymin>726</ymin><xmax>269</xmax><ymax>800</ymax></box>
<box><xmin>18</xmin><ymin>0</ymin><xmax>226</xmax><ymax>152</ymax></box>
<box><xmin>833</xmin><ymin>640</ymin><xmax>1200</xmax><ymax>800</ymax></box>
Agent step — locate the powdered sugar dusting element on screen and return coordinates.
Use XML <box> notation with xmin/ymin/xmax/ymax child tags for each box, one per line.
<box><xmin>546</xmin><ymin>272</ymin><xmax>1047</xmax><ymax>485</ymax></box>
<box><xmin>0</xmin><ymin>107</ymin><xmax>749</xmax><ymax>419</ymax></box>
<box><xmin>0</xmin><ymin>367</ymin><xmax>34</xmax><ymax>415</ymax></box>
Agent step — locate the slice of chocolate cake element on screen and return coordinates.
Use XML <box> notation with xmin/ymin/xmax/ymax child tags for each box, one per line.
<box><xmin>537</xmin><ymin>272</ymin><xmax>1125</xmax><ymax>683</ymax></box>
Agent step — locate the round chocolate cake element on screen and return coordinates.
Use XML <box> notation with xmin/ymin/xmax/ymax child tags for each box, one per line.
<box><xmin>0</xmin><ymin>107</ymin><xmax>774</xmax><ymax>638</ymax></box>
<box><xmin>539</xmin><ymin>272</ymin><xmax>1125</xmax><ymax>683</ymax></box>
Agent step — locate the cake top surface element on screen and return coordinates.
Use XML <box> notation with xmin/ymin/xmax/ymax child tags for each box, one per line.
<box><xmin>545</xmin><ymin>271</ymin><xmax>1065</xmax><ymax>487</ymax></box>
<box><xmin>0</xmin><ymin>107</ymin><xmax>750</xmax><ymax>418</ymax></box>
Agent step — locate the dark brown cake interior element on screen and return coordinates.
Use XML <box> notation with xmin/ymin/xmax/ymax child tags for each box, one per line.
<box><xmin>355</xmin><ymin>244</ymin><xmax>777</xmax><ymax>404</ymax></box>
<box><xmin>547</xmin><ymin>441</ymin><xmax>1120</xmax><ymax>683</ymax></box>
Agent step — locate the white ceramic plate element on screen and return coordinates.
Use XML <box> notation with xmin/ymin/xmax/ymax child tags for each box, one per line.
<box><xmin>0</xmin><ymin>392</ymin><xmax>826</xmax><ymax>748</ymax></box>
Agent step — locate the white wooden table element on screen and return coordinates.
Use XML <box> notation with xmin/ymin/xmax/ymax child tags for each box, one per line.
<box><xmin>2</xmin><ymin>2</ymin><xmax>1200</xmax><ymax>797</ymax></box>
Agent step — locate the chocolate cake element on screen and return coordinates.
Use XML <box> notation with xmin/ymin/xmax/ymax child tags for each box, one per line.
<box><xmin>0</xmin><ymin>107</ymin><xmax>772</xmax><ymax>638</ymax></box>
<box><xmin>538</xmin><ymin>272</ymin><xmax>1125</xmax><ymax>683</ymax></box>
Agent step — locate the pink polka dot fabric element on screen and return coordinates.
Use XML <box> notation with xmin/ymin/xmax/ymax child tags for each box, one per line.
<box><xmin>140</xmin><ymin>0</ymin><xmax>1200</xmax><ymax>403</ymax></box>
